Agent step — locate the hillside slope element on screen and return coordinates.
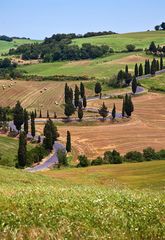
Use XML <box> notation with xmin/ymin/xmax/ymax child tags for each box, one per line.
<box><xmin>73</xmin><ymin>31</ymin><xmax>165</xmax><ymax>50</ymax></box>
<box><xmin>0</xmin><ymin>162</ymin><xmax>165</xmax><ymax>239</ymax></box>
<box><xmin>0</xmin><ymin>38</ymin><xmax>42</xmax><ymax>55</ymax></box>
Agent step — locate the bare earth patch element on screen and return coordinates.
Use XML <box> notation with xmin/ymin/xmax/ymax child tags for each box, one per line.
<box><xmin>108</xmin><ymin>55</ymin><xmax>147</xmax><ymax>65</ymax></box>
<box><xmin>65</xmin><ymin>60</ymin><xmax>91</xmax><ymax>67</ymax></box>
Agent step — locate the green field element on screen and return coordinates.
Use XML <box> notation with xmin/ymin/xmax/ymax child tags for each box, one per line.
<box><xmin>19</xmin><ymin>52</ymin><xmax>151</xmax><ymax>78</ymax></box>
<box><xmin>0</xmin><ymin>38</ymin><xmax>42</xmax><ymax>55</ymax></box>
<box><xmin>140</xmin><ymin>73</ymin><xmax>165</xmax><ymax>91</ymax></box>
<box><xmin>73</xmin><ymin>31</ymin><xmax>165</xmax><ymax>51</ymax></box>
<box><xmin>0</xmin><ymin>135</ymin><xmax>18</xmax><ymax>166</ymax></box>
<box><xmin>0</xmin><ymin>135</ymin><xmax>33</xmax><ymax>167</ymax></box>
<box><xmin>0</xmin><ymin>161</ymin><xmax>165</xmax><ymax>239</ymax></box>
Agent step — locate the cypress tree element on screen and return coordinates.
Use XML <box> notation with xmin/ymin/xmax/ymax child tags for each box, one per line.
<box><xmin>148</xmin><ymin>60</ymin><xmax>151</xmax><ymax>74</ymax></box>
<box><xmin>31</xmin><ymin>111</ymin><xmax>35</xmax><ymax>138</ymax></box>
<box><xmin>151</xmin><ymin>59</ymin><xmax>156</xmax><ymax>75</ymax></box>
<box><xmin>54</xmin><ymin>112</ymin><xmax>57</xmax><ymax>119</ymax></box>
<box><xmin>64</xmin><ymin>101</ymin><xmax>75</xmax><ymax>118</ymax></box>
<box><xmin>98</xmin><ymin>102</ymin><xmax>108</xmax><ymax>119</ymax></box>
<box><xmin>117</xmin><ymin>70</ymin><xmax>124</xmax><ymax>87</ymax></box>
<box><xmin>144</xmin><ymin>60</ymin><xmax>148</xmax><ymax>75</ymax></box>
<box><xmin>43</xmin><ymin>121</ymin><xmax>53</xmax><ymax>151</ymax></box>
<box><xmin>47</xmin><ymin>110</ymin><xmax>49</xmax><ymax>118</ymax></box>
<box><xmin>122</xmin><ymin>98</ymin><xmax>125</xmax><ymax>118</ymax></box>
<box><xmin>64</xmin><ymin>83</ymin><xmax>69</xmax><ymax>103</ymax></box>
<box><xmin>125</xmin><ymin>65</ymin><xmax>128</xmax><ymax>74</ymax></box>
<box><xmin>66</xmin><ymin>131</ymin><xmax>71</xmax><ymax>152</ymax></box>
<box><xmin>23</xmin><ymin>109</ymin><xmax>29</xmax><ymax>135</ymax></box>
<box><xmin>74</xmin><ymin>85</ymin><xmax>80</xmax><ymax>108</ymax></box>
<box><xmin>132</xmin><ymin>76</ymin><xmax>137</xmax><ymax>94</ymax></box>
<box><xmin>139</xmin><ymin>64</ymin><xmax>143</xmax><ymax>76</ymax></box>
<box><xmin>83</xmin><ymin>95</ymin><xmax>87</xmax><ymax>108</ymax></box>
<box><xmin>68</xmin><ymin>87</ymin><xmax>73</xmax><ymax>103</ymax></box>
<box><xmin>156</xmin><ymin>60</ymin><xmax>160</xmax><ymax>71</ymax></box>
<box><xmin>80</xmin><ymin>82</ymin><xmax>85</xmax><ymax>98</ymax></box>
<box><xmin>134</xmin><ymin>64</ymin><xmax>139</xmax><ymax>77</ymax></box>
<box><xmin>95</xmin><ymin>82</ymin><xmax>102</xmax><ymax>95</ymax></box>
<box><xmin>48</xmin><ymin>118</ymin><xmax>58</xmax><ymax>144</ymax></box>
<box><xmin>39</xmin><ymin>109</ymin><xmax>42</xmax><ymax>118</ymax></box>
<box><xmin>124</xmin><ymin>94</ymin><xmax>134</xmax><ymax>117</ymax></box>
<box><xmin>112</xmin><ymin>104</ymin><xmax>116</xmax><ymax>120</ymax></box>
<box><xmin>17</xmin><ymin>131</ymin><xmax>27</xmax><ymax>168</ymax></box>
<box><xmin>160</xmin><ymin>56</ymin><xmax>163</xmax><ymax>70</ymax></box>
<box><xmin>149</xmin><ymin>41</ymin><xmax>157</xmax><ymax>53</ymax></box>
<box><xmin>34</xmin><ymin>109</ymin><xmax>37</xmax><ymax>118</ymax></box>
<box><xmin>13</xmin><ymin>101</ymin><xmax>24</xmax><ymax>132</ymax></box>
<box><xmin>129</xmin><ymin>95</ymin><xmax>134</xmax><ymax>113</ymax></box>
<box><xmin>78</xmin><ymin>106</ymin><xmax>83</xmax><ymax>121</ymax></box>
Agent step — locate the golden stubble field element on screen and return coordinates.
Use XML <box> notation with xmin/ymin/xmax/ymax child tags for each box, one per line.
<box><xmin>56</xmin><ymin>92</ymin><xmax>165</xmax><ymax>158</ymax></box>
<box><xmin>0</xmin><ymin>80</ymin><xmax>91</xmax><ymax>116</ymax></box>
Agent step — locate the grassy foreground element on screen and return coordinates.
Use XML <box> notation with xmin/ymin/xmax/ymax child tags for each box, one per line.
<box><xmin>0</xmin><ymin>161</ymin><xmax>165</xmax><ymax>239</ymax></box>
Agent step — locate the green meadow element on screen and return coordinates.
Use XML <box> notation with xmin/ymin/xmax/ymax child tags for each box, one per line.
<box><xmin>18</xmin><ymin>52</ymin><xmax>151</xmax><ymax>78</ymax></box>
<box><xmin>0</xmin><ymin>161</ymin><xmax>165</xmax><ymax>239</ymax></box>
<box><xmin>0</xmin><ymin>38</ymin><xmax>42</xmax><ymax>55</ymax></box>
<box><xmin>73</xmin><ymin>31</ymin><xmax>165</xmax><ymax>50</ymax></box>
<box><xmin>140</xmin><ymin>73</ymin><xmax>165</xmax><ymax>91</ymax></box>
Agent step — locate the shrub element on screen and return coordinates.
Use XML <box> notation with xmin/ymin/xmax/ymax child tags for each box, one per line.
<box><xmin>27</xmin><ymin>145</ymin><xmax>49</xmax><ymax>165</ymax></box>
<box><xmin>104</xmin><ymin>150</ymin><xmax>122</xmax><ymax>164</ymax></box>
<box><xmin>91</xmin><ymin>157</ymin><xmax>103</xmax><ymax>166</ymax></box>
<box><xmin>57</xmin><ymin>148</ymin><xmax>68</xmax><ymax>167</ymax></box>
<box><xmin>143</xmin><ymin>147</ymin><xmax>158</xmax><ymax>161</ymax></box>
<box><xmin>124</xmin><ymin>151</ymin><xmax>144</xmax><ymax>162</ymax></box>
<box><xmin>126</xmin><ymin>44</ymin><xmax>136</xmax><ymax>52</ymax></box>
<box><xmin>157</xmin><ymin>149</ymin><xmax>165</xmax><ymax>159</ymax></box>
<box><xmin>77</xmin><ymin>155</ymin><xmax>90</xmax><ymax>167</ymax></box>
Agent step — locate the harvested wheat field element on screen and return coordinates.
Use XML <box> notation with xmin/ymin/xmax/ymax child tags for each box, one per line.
<box><xmin>0</xmin><ymin>80</ymin><xmax>91</xmax><ymax>116</ymax></box>
<box><xmin>57</xmin><ymin>93</ymin><xmax>165</xmax><ymax>158</ymax></box>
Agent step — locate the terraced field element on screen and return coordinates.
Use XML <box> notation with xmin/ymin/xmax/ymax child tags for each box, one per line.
<box><xmin>0</xmin><ymin>80</ymin><xmax>92</xmax><ymax>116</ymax></box>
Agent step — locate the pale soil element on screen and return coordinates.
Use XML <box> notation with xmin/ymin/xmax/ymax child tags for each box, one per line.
<box><xmin>107</xmin><ymin>55</ymin><xmax>147</xmax><ymax>65</ymax></box>
<box><xmin>65</xmin><ymin>60</ymin><xmax>91</xmax><ymax>67</ymax></box>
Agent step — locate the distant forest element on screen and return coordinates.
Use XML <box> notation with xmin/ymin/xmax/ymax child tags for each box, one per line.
<box><xmin>0</xmin><ymin>35</ymin><xmax>31</xmax><ymax>42</ymax></box>
<box><xmin>9</xmin><ymin>31</ymin><xmax>116</xmax><ymax>62</ymax></box>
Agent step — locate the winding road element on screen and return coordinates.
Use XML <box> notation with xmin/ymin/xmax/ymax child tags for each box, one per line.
<box><xmin>26</xmin><ymin>142</ymin><xmax>64</xmax><ymax>172</ymax></box>
<box><xmin>8</xmin><ymin>86</ymin><xmax>145</xmax><ymax>172</ymax></box>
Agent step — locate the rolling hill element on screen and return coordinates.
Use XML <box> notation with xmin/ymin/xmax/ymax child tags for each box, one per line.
<box><xmin>73</xmin><ymin>31</ymin><xmax>165</xmax><ymax>50</ymax></box>
<box><xmin>17</xmin><ymin>31</ymin><xmax>165</xmax><ymax>78</ymax></box>
<box><xmin>0</xmin><ymin>38</ymin><xmax>42</xmax><ymax>55</ymax></box>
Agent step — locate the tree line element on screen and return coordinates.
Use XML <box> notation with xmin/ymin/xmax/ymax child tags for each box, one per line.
<box><xmin>64</xmin><ymin>82</ymin><xmax>87</xmax><ymax>119</ymax></box>
<box><xmin>14</xmin><ymin>101</ymin><xmax>59</xmax><ymax>168</ymax></box>
<box><xmin>108</xmin><ymin>56</ymin><xmax>164</xmax><ymax>90</ymax></box>
<box><xmin>155</xmin><ymin>22</ymin><xmax>165</xmax><ymax>31</ymax></box>
<box><xmin>98</xmin><ymin>93</ymin><xmax>134</xmax><ymax>120</ymax></box>
<box><xmin>147</xmin><ymin>41</ymin><xmax>165</xmax><ymax>56</ymax></box>
<box><xmin>77</xmin><ymin>147</ymin><xmax>165</xmax><ymax>167</ymax></box>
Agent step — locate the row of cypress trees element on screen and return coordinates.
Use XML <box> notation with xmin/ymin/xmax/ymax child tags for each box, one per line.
<box><xmin>98</xmin><ymin>94</ymin><xmax>134</xmax><ymax>120</ymax></box>
<box><xmin>134</xmin><ymin>57</ymin><xmax>163</xmax><ymax>77</ymax></box>
<box><xmin>64</xmin><ymin>82</ymin><xmax>87</xmax><ymax>118</ymax></box>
